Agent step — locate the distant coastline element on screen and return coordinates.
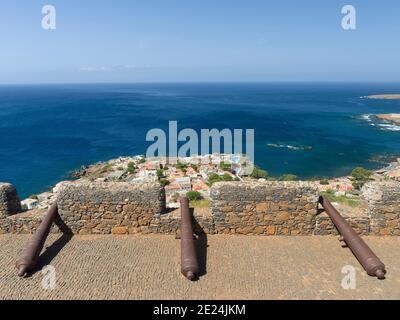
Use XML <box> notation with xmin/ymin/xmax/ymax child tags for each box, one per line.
<box><xmin>376</xmin><ymin>114</ymin><xmax>400</xmax><ymax>125</ymax></box>
<box><xmin>365</xmin><ymin>94</ymin><xmax>400</xmax><ymax>100</ymax></box>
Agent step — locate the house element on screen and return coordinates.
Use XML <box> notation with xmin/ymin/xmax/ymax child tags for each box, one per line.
<box><xmin>192</xmin><ymin>179</ymin><xmax>209</xmax><ymax>191</ymax></box>
<box><xmin>21</xmin><ymin>198</ymin><xmax>39</xmax><ymax>210</ymax></box>
<box><xmin>144</xmin><ymin>163</ymin><xmax>158</xmax><ymax>171</ymax></box>
<box><xmin>185</xmin><ymin>166</ymin><xmax>198</xmax><ymax>177</ymax></box>
<box><xmin>386</xmin><ymin>168</ymin><xmax>400</xmax><ymax>181</ymax></box>
<box><xmin>173</xmin><ymin>177</ymin><xmax>192</xmax><ymax>192</ymax></box>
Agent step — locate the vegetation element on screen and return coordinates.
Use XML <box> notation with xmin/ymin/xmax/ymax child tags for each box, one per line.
<box><xmin>186</xmin><ymin>191</ymin><xmax>202</xmax><ymax>201</ymax></box>
<box><xmin>100</xmin><ymin>163</ymin><xmax>113</xmax><ymax>174</ymax></box>
<box><xmin>189</xmin><ymin>199</ymin><xmax>210</xmax><ymax>208</ymax></box>
<box><xmin>156</xmin><ymin>169</ymin><xmax>165</xmax><ymax>178</ymax></box>
<box><xmin>127</xmin><ymin>162</ymin><xmax>136</xmax><ymax>174</ymax></box>
<box><xmin>176</xmin><ymin>161</ymin><xmax>188</xmax><ymax>170</ymax></box>
<box><xmin>320</xmin><ymin>189</ymin><xmax>360</xmax><ymax>207</ymax></box>
<box><xmin>280</xmin><ymin>174</ymin><xmax>299</xmax><ymax>181</ymax></box>
<box><xmin>139</xmin><ymin>158</ymin><xmax>146</xmax><ymax>164</ymax></box>
<box><xmin>319</xmin><ymin>178</ymin><xmax>329</xmax><ymax>185</ymax></box>
<box><xmin>219</xmin><ymin>161</ymin><xmax>232</xmax><ymax>171</ymax></box>
<box><xmin>207</xmin><ymin>173</ymin><xmax>235</xmax><ymax>186</ymax></box>
<box><xmin>250</xmin><ymin>166</ymin><xmax>269</xmax><ymax>179</ymax></box>
<box><xmin>190</xmin><ymin>164</ymin><xmax>198</xmax><ymax>171</ymax></box>
<box><xmin>28</xmin><ymin>194</ymin><xmax>38</xmax><ymax>200</ymax></box>
<box><xmin>160</xmin><ymin>179</ymin><xmax>170</xmax><ymax>186</ymax></box>
<box><xmin>350</xmin><ymin>167</ymin><xmax>373</xmax><ymax>190</ymax></box>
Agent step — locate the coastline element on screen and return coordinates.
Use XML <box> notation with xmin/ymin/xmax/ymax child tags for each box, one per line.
<box><xmin>19</xmin><ymin>153</ymin><xmax>400</xmax><ymax>211</ymax></box>
<box><xmin>365</xmin><ymin>94</ymin><xmax>400</xmax><ymax>100</ymax></box>
<box><xmin>376</xmin><ymin>114</ymin><xmax>400</xmax><ymax>125</ymax></box>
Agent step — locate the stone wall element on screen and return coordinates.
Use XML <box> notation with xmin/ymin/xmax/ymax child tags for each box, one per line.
<box><xmin>1</xmin><ymin>180</ymin><xmax>400</xmax><ymax>236</ymax></box>
<box><xmin>57</xmin><ymin>181</ymin><xmax>166</xmax><ymax>234</ymax></box>
<box><xmin>0</xmin><ymin>183</ymin><xmax>21</xmax><ymax>233</ymax></box>
<box><xmin>361</xmin><ymin>181</ymin><xmax>400</xmax><ymax>236</ymax></box>
<box><xmin>314</xmin><ymin>212</ymin><xmax>370</xmax><ymax>236</ymax></box>
<box><xmin>210</xmin><ymin>181</ymin><xmax>319</xmax><ymax>235</ymax></box>
<box><xmin>0</xmin><ymin>183</ymin><xmax>21</xmax><ymax>218</ymax></box>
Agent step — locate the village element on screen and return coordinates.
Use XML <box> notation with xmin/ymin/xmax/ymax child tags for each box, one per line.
<box><xmin>20</xmin><ymin>154</ymin><xmax>400</xmax><ymax>211</ymax></box>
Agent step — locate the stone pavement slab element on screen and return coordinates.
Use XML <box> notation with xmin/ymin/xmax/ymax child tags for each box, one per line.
<box><xmin>0</xmin><ymin>235</ymin><xmax>399</xmax><ymax>300</ymax></box>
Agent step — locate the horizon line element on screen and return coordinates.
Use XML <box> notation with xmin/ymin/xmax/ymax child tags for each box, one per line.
<box><xmin>1</xmin><ymin>80</ymin><xmax>400</xmax><ymax>86</ymax></box>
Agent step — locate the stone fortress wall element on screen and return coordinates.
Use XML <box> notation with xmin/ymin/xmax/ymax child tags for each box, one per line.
<box><xmin>0</xmin><ymin>180</ymin><xmax>399</xmax><ymax>236</ymax></box>
<box><xmin>361</xmin><ymin>181</ymin><xmax>400</xmax><ymax>236</ymax></box>
<box><xmin>210</xmin><ymin>182</ymin><xmax>318</xmax><ymax>235</ymax></box>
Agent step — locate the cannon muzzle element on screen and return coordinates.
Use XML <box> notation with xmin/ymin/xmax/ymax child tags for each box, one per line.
<box><xmin>319</xmin><ymin>196</ymin><xmax>386</xmax><ymax>279</ymax></box>
<box><xmin>180</xmin><ymin>197</ymin><xmax>199</xmax><ymax>280</ymax></box>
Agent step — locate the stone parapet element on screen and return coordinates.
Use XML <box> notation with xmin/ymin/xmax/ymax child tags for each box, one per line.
<box><xmin>0</xmin><ymin>183</ymin><xmax>21</xmax><ymax>219</ymax></box>
<box><xmin>56</xmin><ymin>181</ymin><xmax>166</xmax><ymax>234</ymax></box>
<box><xmin>210</xmin><ymin>181</ymin><xmax>319</xmax><ymax>235</ymax></box>
<box><xmin>1</xmin><ymin>180</ymin><xmax>400</xmax><ymax>236</ymax></box>
<box><xmin>361</xmin><ymin>181</ymin><xmax>400</xmax><ymax>236</ymax></box>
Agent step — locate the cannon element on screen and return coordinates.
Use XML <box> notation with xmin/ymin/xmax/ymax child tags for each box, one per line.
<box><xmin>180</xmin><ymin>197</ymin><xmax>199</xmax><ymax>280</ymax></box>
<box><xmin>15</xmin><ymin>203</ymin><xmax>59</xmax><ymax>277</ymax></box>
<box><xmin>319</xmin><ymin>196</ymin><xmax>386</xmax><ymax>279</ymax></box>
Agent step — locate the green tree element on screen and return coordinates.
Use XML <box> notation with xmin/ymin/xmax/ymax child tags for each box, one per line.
<box><xmin>319</xmin><ymin>178</ymin><xmax>329</xmax><ymax>185</ymax></box>
<box><xmin>222</xmin><ymin>173</ymin><xmax>233</xmax><ymax>181</ymax></box>
<box><xmin>160</xmin><ymin>179</ymin><xmax>170</xmax><ymax>186</ymax></box>
<box><xmin>156</xmin><ymin>169</ymin><xmax>165</xmax><ymax>178</ymax></box>
<box><xmin>186</xmin><ymin>191</ymin><xmax>202</xmax><ymax>201</ymax></box>
<box><xmin>207</xmin><ymin>173</ymin><xmax>236</xmax><ymax>186</ymax></box>
<box><xmin>351</xmin><ymin>167</ymin><xmax>372</xmax><ymax>190</ymax></box>
<box><xmin>219</xmin><ymin>161</ymin><xmax>231</xmax><ymax>171</ymax></box>
<box><xmin>280</xmin><ymin>174</ymin><xmax>299</xmax><ymax>181</ymax></box>
<box><xmin>127</xmin><ymin>162</ymin><xmax>136</xmax><ymax>174</ymax></box>
<box><xmin>250</xmin><ymin>166</ymin><xmax>269</xmax><ymax>179</ymax></box>
<box><xmin>177</xmin><ymin>161</ymin><xmax>187</xmax><ymax>170</ymax></box>
<box><xmin>207</xmin><ymin>173</ymin><xmax>223</xmax><ymax>186</ymax></box>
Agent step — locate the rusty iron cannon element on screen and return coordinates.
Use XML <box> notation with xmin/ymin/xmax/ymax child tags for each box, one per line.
<box><xmin>180</xmin><ymin>196</ymin><xmax>199</xmax><ymax>281</ymax></box>
<box><xmin>15</xmin><ymin>203</ymin><xmax>59</xmax><ymax>277</ymax></box>
<box><xmin>319</xmin><ymin>196</ymin><xmax>386</xmax><ymax>279</ymax></box>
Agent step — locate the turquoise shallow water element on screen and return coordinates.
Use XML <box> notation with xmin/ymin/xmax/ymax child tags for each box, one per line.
<box><xmin>1</xmin><ymin>82</ymin><xmax>400</xmax><ymax>198</ymax></box>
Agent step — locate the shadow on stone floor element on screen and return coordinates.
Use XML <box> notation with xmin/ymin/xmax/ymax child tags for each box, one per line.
<box><xmin>191</xmin><ymin>208</ymin><xmax>208</xmax><ymax>279</ymax></box>
<box><xmin>26</xmin><ymin>215</ymin><xmax>73</xmax><ymax>277</ymax></box>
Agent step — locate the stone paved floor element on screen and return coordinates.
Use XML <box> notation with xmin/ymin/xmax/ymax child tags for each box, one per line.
<box><xmin>0</xmin><ymin>234</ymin><xmax>399</xmax><ymax>300</ymax></box>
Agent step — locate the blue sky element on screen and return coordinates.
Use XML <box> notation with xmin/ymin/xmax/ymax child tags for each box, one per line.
<box><xmin>1</xmin><ymin>0</ymin><xmax>399</xmax><ymax>83</ymax></box>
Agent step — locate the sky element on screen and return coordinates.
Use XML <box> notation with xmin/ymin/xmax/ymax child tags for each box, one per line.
<box><xmin>0</xmin><ymin>0</ymin><xmax>400</xmax><ymax>84</ymax></box>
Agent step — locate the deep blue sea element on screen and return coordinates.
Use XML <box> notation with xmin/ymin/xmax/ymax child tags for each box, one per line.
<box><xmin>1</xmin><ymin>83</ymin><xmax>400</xmax><ymax>198</ymax></box>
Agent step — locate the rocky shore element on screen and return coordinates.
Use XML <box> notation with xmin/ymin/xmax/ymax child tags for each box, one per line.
<box><xmin>376</xmin><ymin>114</ymin><xmax>400</xmax><ymax>125</ymax></box>
<box><xmin>366</xmin><ymin>94</ymin><xmax>400</xmax><ymax>100</ymax></box>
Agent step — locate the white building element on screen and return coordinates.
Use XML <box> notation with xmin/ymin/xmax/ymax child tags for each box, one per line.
<box><xmin>21</xmin><ymin>198</ymin><xmax>39</xmax><ymax>210</ymax></box>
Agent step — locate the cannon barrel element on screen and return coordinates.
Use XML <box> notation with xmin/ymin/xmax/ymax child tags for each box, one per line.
<box><xmin>180</xmin><ymin>197</ymin><xmax>199</xmax><ymax>280</ymax></box>
<box><xmin>15</xmin><ymin>203</ymin><xmax>59</xmax><ymax>277</ymax></box>
<box><xmin>319</xmin><ymin>196</ymin><xmax>386</xmax><ymax>279</ymax></box>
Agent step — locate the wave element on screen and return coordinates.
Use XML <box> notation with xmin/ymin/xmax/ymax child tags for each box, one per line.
<box><xmin>360</xmin><ymin>114</ymin><xmax>400</xmax><ymax>132</ymax></box>
<box><xmin>267</xmin><ymin>143</ymin><xmax>313</xmax><ymax>151</ymax></box>
<box><xmin>360</xmin><ymin>114</ymin><xmax>373</xmax><ymax>122</ymax></box>
<box><xmin>376</xmin><ymin>123</ymin><xmax>400</xmax><ymax>131</ymax></box>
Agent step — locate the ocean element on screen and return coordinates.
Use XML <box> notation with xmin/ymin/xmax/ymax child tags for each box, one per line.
<box><xmin>1</xmin><ymin>82</ymin><xmax>400</xmax><ymax>199</ymax></box>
